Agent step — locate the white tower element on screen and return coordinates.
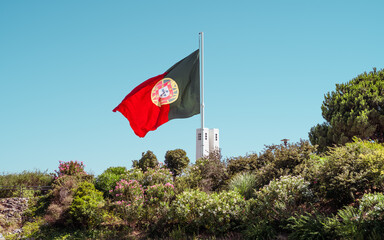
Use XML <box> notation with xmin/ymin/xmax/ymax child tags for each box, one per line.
<box><xmin>209</xmin><ymin>128</ymin><xmax>219</xmax><ymax>152</ymax></box>
<box><xmin>196</xmin><ymin>128</ymin><xmax>219</xmax><ymax>159</ymax></box>
<box><xmin>196</xmin><ymin>128</ymin><xmax>210</xmax><ymax>159</ymax></box>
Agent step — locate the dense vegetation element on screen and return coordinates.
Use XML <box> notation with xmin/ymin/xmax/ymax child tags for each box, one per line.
<box><xmin>2</xmin><ymin>68</ymin><xmax>384</xmax><ymax>239</ymax></box>
<box><xmin>309</xmin><ymin>68</ymin><xmax>384</xmax><ymax>152</ymax></box>
<box><xmin>2</xmin><ymin>139</ymin><xmax>384</xmax><ymax>239</ymax></box>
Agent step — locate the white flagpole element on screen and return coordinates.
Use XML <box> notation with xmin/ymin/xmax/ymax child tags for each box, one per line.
<box><xmin>199</xmin><ymin>32</ymin><xmax>204</xmax><ymax>129</ymax></box>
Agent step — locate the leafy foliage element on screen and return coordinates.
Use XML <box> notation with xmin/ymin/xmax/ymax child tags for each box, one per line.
<box><xmin>173</xmin><ymin>150</ymin><xmax>227</xmax><ymax>193</ymax></box>
<box><xmin>309</xmin><ymin>68</ymin><xmax>384</xmax><ymax>152</ymax></box>
<box><xmin>142</xmin><ymin>182</ymin><xmax>175</xmax><ymax>236</ymax></box>
<box><xmin>11</xmin><ymin>138</ymin><xmax>384</xmax><ymax>239</ymax></box>
<box><xmin>171</xmin><ymin>189</ymin><xmax>247</xmax><ymax>235</ymax></box>
<box><xmin>95</xmin><ymin>166</ymin><xmax>126</xmax><ymax>198</ymax></box>
<box><xmin>226</xmin><ymin>153</ymin><xmax>259</xmax><ymax>178</ymax></box>
<box><xmin>44</xmin><ymin>162</ymin><xmax>93</xmax><ymax>226</ymax></box>
<box><xmin>164</xmin><ymin>149</ymin><xmax>190</xmax><ymax>177</ymax></box>
<box><xmin>303</xmin><ymin>139</ymin><xmax>384</xmax><ymax>206</ymax></box>
<box><xmin>253</xmin><ymin>140</ymin><xmax>316</xmax><ymax>190</ymax></box>
<box><xmin>0</xmin><ymin>170</ymin><xmax>54</xmax><ymax>198</ymax></box>
<box><xmin>335</xmin><ymin>192</ymin><xmax>384</xmax><ymax>239</ymax></box>
<box><xmin>110</xmin><ymin>179</ymin><xmax>145</xmax><ymax>223</ymax></box>
<box><xmin>55</xmin><ymin>160</ymin><xmax>87</xmax><ymax>178</ymax></box>
<box><xmin>45</xmin><ymin>175</ymin><xmax>83</xmax><ymax>225</ymax></box>
<box><xmin>197</xmin><ymin>150</ymin><xmax>228</xmax><ymax>192</ymax></box>
<box><xmin>124</xmin><ymin>167</ymin><xmax>144</xmax><ymax>182</ymax></box>
<box><xmin>286</xmin><ymin>213</ymin><xmax>338</xmax><ymax>240</ymax></box>
<box><xmin>141</xmin><ymin>166</ymin><xmax>173</xmax><ymax>188</ymax></box>
<box><xmin>244</xmin><ymin>175</ymin><xmax>313</xmax><ymax>239</ymax></box>
<box><xmin>69</xmin><ymin>181</ymin><xmax>104</xmax><ymax>228</ymax></box>
<box><xmin>250</xmin><ymin>175</ymin><xmax>313</xmax><ymax>222</ymax></box>
<box><xmin>134</xmin><ymin>150</ymin><xmax>159</xmax><ymax>172</ymax></box>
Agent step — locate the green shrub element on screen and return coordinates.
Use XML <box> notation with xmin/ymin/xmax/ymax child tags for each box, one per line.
<box><xmin>244</xmin><ymin>175</ymin><xmax>313</xmax><ymax>239</ymax></box>
<box><xmin>173</xmin><ymin>164</ymin><xmax>203</xmax><ymax>194</ymax></box>
<box><xmin>196</xmin><ymin>150</ymin><xmax>228</xmax><ymax>192</ymax></box>
<box><xmin>0</xmin><ymin>170</ymin><xmax>54</xmax><ymax>198</ymax></box>
<box><xmin>305</xmin><ymin>139</ymin><xmax>384</xmax><ymax>206</ymax></box>
<box><xmin>228</xmin><ymin>172</ymin><xmax>257</xmax><ymax>200</ymax></box>
<box><xmin>286</xmin><ymin>213</ymin><xmax>338</xmax><ymax>240</ymax></box>
<box><xmin>23</xmin><ymin>194</ymin><xmax>52</xmax><ymax>220</ymax></box>
<box><xmin>124</xmin><ymin>167</ymin><xmax>144</xmax><ymax>182</ymax></box>
<box><xmin>95</xmin><ymin>166</ymin><xmax>126</xmax><ymax>198</ymax></box>
<box><xmin>11</xmin><ymin>186</ymin><xmax>35</xmax><ymax>198</ymax></box>
<box><xmin>335</xmin><ymin>192</ymin><xmax>384</xmax><ymax>239</ymax></box>
<box><xmin>69</xmin><ymin>181</ymin><xmax>105</xmax><ymax>228</ymax></box>
<box><xmin>110</xmin><ymin>179</ymin><xmax>144</xmax><ymax>224</ymax></box>
<box><xmin>145</xmin><ymin>182</ymin><xmax>175</xmax><ymax>206</ymax></box>
<box><xmin>142</xmin><ymin>182</ymin><xmax>175</xmax><ymax>236</ymax></box>
<box><xmin>226</xmin><ymin>153</ymin><xmax>259</xmax><ymax>177</ymax></box>
<box><xmin>253</xmin><ymin>140</ymin><xmax>316</xmax><ymax>190</ymax></box>
<box><xmin>171</xmin><ymin>189</ymin><xmax>247</xmax><ymax>235</ymax></box>
<box><xmin>141</xmin><ymin>166</ymin><xmax>173</xmax><ymax>188</ymax></box>
<box><xmin>174</xmin><ymin>150</ymin><xmax>227</xmax><ymax>193</ymax></box>
<box><xmin>44</xmin><ymin>173</ymin><xmax>92</xmax><ymax>225</ymax></box>
<box><xmin>243</xmin><ymin>221</ymin><xmax>277</xmax><ymax>240</ymax></box>
<box><xmin>19</xmin><ymin>217</ymin><xmax>45</xmax><ymax>239</ymax></box>
<box><xmin>251</xmin><ymin>175</ymin><xmax>313</xmax><ymax>222</ymax></box>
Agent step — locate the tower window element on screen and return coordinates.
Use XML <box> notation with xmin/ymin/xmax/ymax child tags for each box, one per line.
<box><xmin>205</xmin><ymin>133</ymin><xmax>207</xmax><ymax>140</ymax></box>
<box><xmin>198</xmin><ymin>133</ymin><xmax>201</xmax><ymax>140</ymax></box>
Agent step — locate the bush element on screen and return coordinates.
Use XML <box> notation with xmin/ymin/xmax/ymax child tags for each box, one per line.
<box><xmin>197</xmin><ymin>150</ymin><xmax>228</xmax><ymax>192</ymax></box>
<box><xmin>142</xmin><ymin>182</ymin><xmax>175</xmax><ymax>235</ymax></box>
<box><xmin>171</xmin><ymin>189</ymin><xmax>247</xmax><ymax>235</ymax></box>
<box><xmin>226</xmin><ymin>153</ymin><xmax>259</xmax><ymax>178</ymax></box>
<box><xmin>335</xmin><ymin>192</ymin><xmax>384</xmax><ymax>239</ymax></box>
<box><xmin>243</xmin><ymin>221</ymin><xmax>277</xmax><ymax>240</ymax></box>
<box><xmin>110</xmin><ymin>179</ymin><xmax>145</xmax><ymax>224</ymax></box>
<box><xmin>253</xmin><ymin>140</ymin><xmax>316</xmax><ymax>190</ymax></box>
<box><xmin>286</xmin><ymin>213</ymin><xmax>338</xmax><ymax>240</ymax></box>
<box><xmin>145</xmin><ymin>182</ymin><xmax>175</xmax><ymax>206</ymax></box>
<box><xmin>141</xmin><ymin>166</ymin><xmax>173</xmax><ymax>188</ymax></box>
<box><xmin>123</xmin><ymin>167</ymin><xmax>144</xmax><ymax>182</ymax></box>
<box><xmin>55</xmin><ymin>160</ymin><xmax>87</xmax><ymax>178</ymax></box>
<box><xmin>95</xmin><ymin>166</ymin><xmax>126</xmax><ymax>198</ymax></box>
<box><xmin>173</xmin><ymin>164</ymin><xmax>202</xmax><ymax>194</ymax></box>
<box><xmin>69</xmin><ymin>181</ymin><xmax>105</xmax><ymax>228</ymax></box>
<box><xmin>228</xmin><ymin>172</ymin><xmax>257</xmax><ymax>200</ymax></box>
<box><xmin>45</xmin><ymin>175</ymin><xmax>82</xmax><ymax>225</ymax></box>
<box><xmin>174</xmin><ymin>151</ymin><xmax>228</xmax><ymax>193</ymax></box>
<box><xmin>250</xmin><ymin>175</ymin><xmax>313</xmax><ymax>222</ymax></box>
<box><xmin>0</xmin><ymin>170</ymin><xmax>54</xmax><ymax>198</ymax></box>
<box><xmin>304</xmin><ymin>139</ymin><xmax>384</xmax><ymax>206</ymax></box>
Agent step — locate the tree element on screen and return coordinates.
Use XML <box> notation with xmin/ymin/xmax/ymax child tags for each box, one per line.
<box><xmin>309</xmin><ymin>68</ymin><xmax>384</xmax><ymax>152</ymax></box>
<box><xmin>164</xmin><ymin>149</ymin><xmax>190</xmax><ymax>178</ymax></box>
<box><xmin>135</xmin><ymin>150</ymin><xmax>158</xmax><ymax>172</ymax></box>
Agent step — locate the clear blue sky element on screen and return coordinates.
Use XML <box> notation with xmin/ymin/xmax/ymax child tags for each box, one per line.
<box><xmin>1</xmin><ymin>0</ymin><xmax>384</xmax><ymax>176</ymax></box>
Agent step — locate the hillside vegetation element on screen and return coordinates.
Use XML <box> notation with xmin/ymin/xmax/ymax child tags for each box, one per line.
<box><xmin>2</xmin><ymin>68</ymin><xmax>384</xmax><ymax>239</ymax></box>
<box><xmin>1</xmin><ymin>139</ymin><xmax>384</xmax><ymax>239</ymax></box>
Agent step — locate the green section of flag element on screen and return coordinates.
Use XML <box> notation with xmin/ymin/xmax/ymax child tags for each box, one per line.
<box><xmin>166</xmin><ymin>49</ymin><xmax>200</xmax><ymax>120</ymax></box>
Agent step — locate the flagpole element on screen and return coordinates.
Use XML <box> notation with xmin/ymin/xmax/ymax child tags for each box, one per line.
<box><xmin>199</xmin><ymin>32</ymin><xmax>204</xmax><ymax>129</ymax></box>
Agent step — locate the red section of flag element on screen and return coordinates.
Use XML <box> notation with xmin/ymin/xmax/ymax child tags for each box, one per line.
<box><xmin>113</xmin><ymin>73</ymin><xmax>170</xmax><ymax>137</ymax></box>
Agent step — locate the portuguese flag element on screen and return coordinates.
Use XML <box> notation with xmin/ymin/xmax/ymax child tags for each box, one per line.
<box><xmin>113</xmin><ymin>50</ymin><xmax>200</xmax><ymax>137</ymax></box>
